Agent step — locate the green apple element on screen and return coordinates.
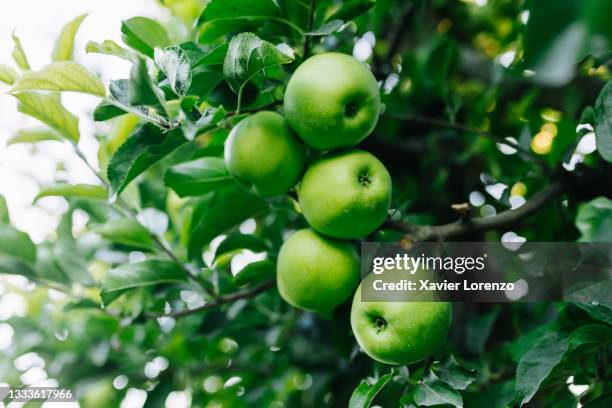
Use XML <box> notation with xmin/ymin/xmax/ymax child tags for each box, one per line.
<box><xmin>277</xmin><ymin>228</ymin><xmax>360</xmax><ymax>313</ymax></box>
<box><xmin>350</xmin><ymin>282</ymin><xmax>452</xmax><ymax>365</ymax></box>
<box><xmin>298</xmin><ymin>149</ymin><xmax>391</xmax><ymax>239</ymax></box>
<box><xmin>224</xmin><ymin>111</ymin><xmax>307</xmax><ymax>197</ymax></box>
<box><xmin>284</xmin><ymin>52</ymin><xmax>381</xmax><ymax>150</ymax></box>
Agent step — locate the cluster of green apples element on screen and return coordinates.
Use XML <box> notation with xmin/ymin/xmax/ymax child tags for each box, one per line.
<box><xmin>224</xmin><ymin>53</ymin><xmax>450</xmax><ymax>365</ymax></box>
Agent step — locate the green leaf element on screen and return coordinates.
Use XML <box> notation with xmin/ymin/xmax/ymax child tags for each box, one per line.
<box><xmin>214</xmin><ymin>233</ymin><xmax>267</xmax><ymax>260</ymax></box>
<box><xmin>0</xmin><ymin>225</ymin><xmax>37</xmax><ymax>278</ymax></box>
<box><xmin>522</xmin><ymin>0</ymin><xmax>612</xmax><ymax>85</ymax></box>
<box><xmin>109</xmin><ymin>78</ymin><xmax>135</xmax><ymax>106</ymax></box>
<box><xmin>86</xmin><ymin>40</ymin><xmax>137</xmax><ymax>61</ymax></box>
<box><xmin>223</xmin><ymin>32</ymin><xmax>294</xmax><ymax>93</ymax></box>
<box><xmin>0</xmin><ymin>254</ymin><xmax>37</xmax><ymax>279</ymax></box>
<box><xmin>328</xmin><ymin>0</ymin><xmax>376</xmax><ymax>22</ymax></box>
<box><xmin>178</xmin><ymin>42</ymin><xmax>217</xmax><ymax>66</ymax></box>
<box><xmin>188</xmin><ymin>186</ymin><xmax>268</xmax><ymax>258</ymax></box>
<box><xmin>93</xmin><ymin>218</ymin><xmax>154</xmax><ymax>250</ymax></box>
<box><xmin>155</xmin><ymin>46</ymin><xmax>192</xmax><ymax>97</ymax></box>
<box><xmin>52</xmin><ymin>14</ymin><xmax>87</xmax><ymax>62</ymax></box>
<box><xmin>34</xmin><ymin>241</ymin><xmax>70</xmax><ymax>284</ymax></box>
<box><xmin>574</xmin><ymin>294</ymin><xmax>612</xmax><ymax>324</ymax></box>
<box><xmin>63</xmin><ymin>298</ymin><xmax>101</xmax><ymax>312</ymax></box>
<box><xmin>197</xmin><ymin>0</ymin><xmax>283</xmax><ymax>42</ymax></box>
<box><xmin>129</xmin><ymin>58</ymin><xmax>166</xmax><ymax>113</ymax></box>
<box><xmin>509</xmin><ymin>323</ymin><xmax>559</xmax><ymax>363</ymax></box>
<box><xmin>576</xmin><ymin>197</ymin><xmax>612</xmax><ymax>241</ymax></box>
<box><xmin>594</xmin><ymin>81</ymin><xmax>612</xmax><ymax>162</ymax></box>
<box><xmin>12</xmin><ymin>31</ymin><xmax>30</xmax><ymax>70</ymax></box>
<box><xmin>160</xmin><ymin>0</ymin><xmax>205</xmax><ymax>24</ymax></box>
<box><xmin>187</xmin><ymin>65</ymin><xmax>224</xmax><ymax>98</ymax></box>
<box><xmin>105</xmin><ymin>114</ymin><xmax>141</xmax><ymax>155</ymax></box>
<box><xmin>107</xmin><ymin>124</ymin><xmax>187</xmax><ymax>197</ymax></box>
<box><xmin>522</xmin><ymin>0</ymin><xmax>582</xmax><ymax>85</ymax></box>
<box><xmin>94</xmin><ymin>79</ymin><xmax>156</xmax><ymax>122</ymax></box>
<box><xmin>462</xmin><ymin>379</ymin><xmax>516</xmax><ymax>408</ymax></box>
<box><xmin>434</xmin><ymin>356</ymin><xmax>476</xmax><ymax>391</ymax></box>
<box><xmin>191</xmin><ymin>43</ymin><xmax>228</xmax><ymax>67</ymax></box>
<box><xmin>571</xmin><ymin>279</ymin><xmax>612</xmax><ymax>325</ymax></box>
<box><xmin>93</xmin><ymin>100</ymin><xmax>128</xmax><ymax>121</ymax></box>
<box><xmin>233</xmin><ymin>260</ymin><xmax>275</xmax><ymax>287</ymax></box>
<box><xmin>0</xmin><ymin>225</ymin><xmax>36</xmax><ymax>263</ymax></box>
<box><xmin>7</xmin><ymin>128</ymin><xmax>63</xmax><ymax>145</ymax></box>
<box><xmin>100</xmin><ymin>260</ymin><xmax>187</xmax><ymax>305</ymax></box>
<box><xmin>515</xmin><ymin>335</ymin><xmax>569</xmax><ymax>405</ymax></box>
<box><xmin>179</xmin><ymin>106</ymin><xmax>227</xmax><ymax>141</ymax></box>
<box><xmin>412</xmin><ymin>379</ymin><xmax>463</xmax><ymax>408</ymax></box>
<box><xmin>53</xmin><ymin>209</ymin><xmax>94</xmax><ymax>285</ymax></box>
<box><xmin>121</xmin><ymin>17</ymin><xmax>170</xmax><ymax>57</ymax></box>
<box><xmin>0</xmin><ymin>195</ymin><xmax>9</xmax><ymax>224</ymax></box>
<box><xmin>0</xmin><ymin>64</ymin><xmax>19</xmax><ymax>85</ymax></box>
<box><xmin>11</xmin><ymin>62</ymin><xmax>106</xmax><ymax>97</ymax></box>
<box><xmin>465</xmin><ymin>305</ymin><xmax>500</xmax><ymax>354</ymax></box>
<box><xmin>35</xmin><ymin>184</ymin><xmax>108</xmax><ymax>202</ymax></box>
<box><xmin>164</xmin><ymin>157</ymin><xmax>232</xmax><ymax>197</ymax></box>
<box><xmin>569</xmin><ymin>324</ymin><xmax>612</xmax><ymax>350</ymax></box>
<box><xmin>582</xmin><ymin>391</ymin><xmax>612</xmax><ymax>408</ymax></box>
<box><xmin>14</xmin><ymin>92</ymin><xmax>80</xmax><ymax>142</ymax></box>
<box><xmin>305</xmin><ymin>19</ymin><xmax>344</xmax><ymax>36</ymax></box>
<box><xmin>173</xmin><ymin>44</ymin><xmax>226</xmax><ymax>99</ymax></box>
<box><xmin>349</xmin><ymin>369</ymin><xmax>394</xmax><ymax>408</ymax></box>
<box><xmin>195</xmin><ymin>106</ymin><xmax>227</xmax><ymax>128</ymax></box>
<box><xmin>418</xmin><ymin>37</ymin><xmax>458</xmax><ymax>96</ymax></box>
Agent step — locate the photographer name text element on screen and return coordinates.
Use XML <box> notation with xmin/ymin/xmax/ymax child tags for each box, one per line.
<box><xmin>371</xmin><ymin>279</ymin><xmax>514</xmax><ymax>292</ymax></box>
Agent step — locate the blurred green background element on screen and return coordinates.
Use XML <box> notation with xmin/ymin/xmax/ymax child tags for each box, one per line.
<box><xmin>0</xmin><ymin>0</ymin><xmax>611</xmax><ymax>407</ymax></box>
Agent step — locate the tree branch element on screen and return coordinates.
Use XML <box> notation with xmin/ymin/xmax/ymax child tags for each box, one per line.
<box><xmin>383</xmin><ymin>112</ymin><xmax>548</xmax><ymax>170</ymax></box>
<box><xmin>150</xmin><ymin>280</ymin><xmax>276</xmax><ymax>319</ymax></box>
<box><xmin>385</xmin><ymin>183</ymin><xmax>565</xmax><ymax>241</ymax></box>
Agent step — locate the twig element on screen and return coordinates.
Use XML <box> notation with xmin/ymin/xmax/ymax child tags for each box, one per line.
<box><xmin>71</xmin><ymin>142</ymin><xmax>110</xmax><ymax>188</ymax></box>
<box><xmin>385</xmin><ymin>183</ymin><xmax>565</xmax><ymax>241</ymax></box>
<box><xmin>150</xmin><ymin>280</ymin><xmax>276</xmax><ymax>319</ymax></box>
<box><xmin>28</xmin><ymin>277</ymin><xmax>75</xmax><ymax>297</ymax></box>
<box><xmin>69</xmin><ymin>141</ymin><xmax>208</xmax><ymax>291</ymax></box>
<box><xmin>383</xmin><ymin>112</ymin><xmax>548</xmax><ymax>171</ymax></box>
<box><xmin>72</xmin><ymin>142</ymin><xmax>147</xmax><ymax>220</ymax></box>
<box><xmin>105</xmin><ymin>98</ymin><xmax>173</xmax><ymax>130</ymax></box>
<box><xmin>226</xmin><ymin>100</ymin><xmax>282</xmax><ymax>117</ymax></box>
<box><xmin>71</xmin><ymin>142</ymin><xmax>138</xmax><ymax>215</ymax></box>
<box><xmin>234</xmin><ymin>85</ymin><xmax>246</xmax><ymax>116</ymax></box>
<box><xmin>303</xmin><ymin>0</ymin><xmax>317</xmax><ymax>58</ymax></box>
<box><xmin>420</xmin><ymin>356</ymin><xmax>434</xmax><ymax>382</ymax></box>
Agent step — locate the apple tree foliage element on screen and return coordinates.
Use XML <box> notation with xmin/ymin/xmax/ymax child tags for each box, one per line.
<box><xmin>0</xmin><ymin>0</ymin><xmax>611</xmax><ymax>407</ymax></box>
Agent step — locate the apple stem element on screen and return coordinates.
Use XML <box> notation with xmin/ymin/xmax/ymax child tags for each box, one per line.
<box><xmin>420</xmin><ymin>357</ymin><xmax>434</xmax><ymax>382</ymax></box>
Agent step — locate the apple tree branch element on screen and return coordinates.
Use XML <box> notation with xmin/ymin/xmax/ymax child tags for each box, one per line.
<box><xmin>384</xmin><ymin>182</ymin><xmax>566</xmax><ymax>242</ymax></box>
